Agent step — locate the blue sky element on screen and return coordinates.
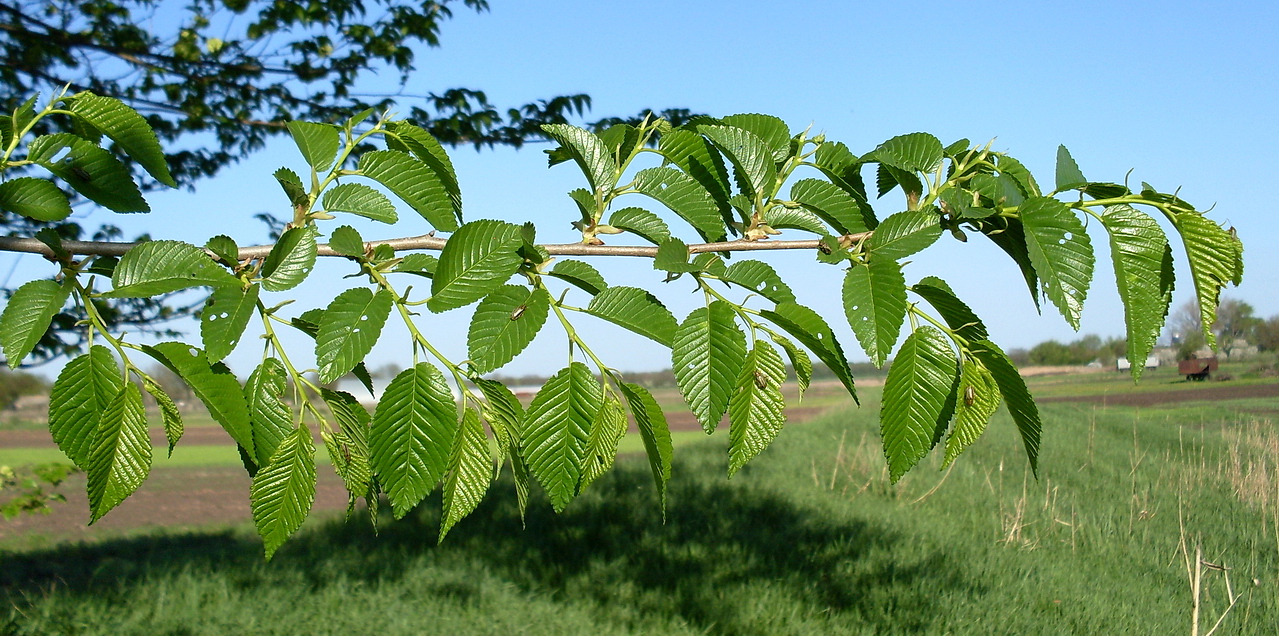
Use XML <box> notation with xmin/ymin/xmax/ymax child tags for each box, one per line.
<box><xmin>10</xmin><ymin>0</ymin><xmax>1278</xmax><ymax>378</ymax></box>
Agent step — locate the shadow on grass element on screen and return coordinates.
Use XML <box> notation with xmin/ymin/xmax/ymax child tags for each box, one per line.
<box><xmin>0</xmin><ymin>444</ymin><xmax>980</xmax><ymax>632</ymax></box>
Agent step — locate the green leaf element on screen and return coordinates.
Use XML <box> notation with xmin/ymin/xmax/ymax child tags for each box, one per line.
<box><xmin>979</xmin><ymin>217</ymin><xmax>1040</xmax><ymax>309</ymax></box>
<box><xmin>1019</xmin><ymin>197</ymin><xmax>1094</xmax><ymax>329</ymax></box>
<box><xmin>385</xmin><ymin>122</ymin><xmax>462</xmax><ymax>223</ymax></box>
<box><xmin>843</xmin><ymin>260</ymin><xmax>908</xmax><ymax>368</ymax></box>
<box><xmin>579</xmin><ymin>396</ymin><xmax>627</xmax><ymax>492</ymax></box>
<box><xmin>147</xmin><ymin>342</ymin><xmax>253</xmax><ymax>458</ymax></box>
<box><xmin>763</xmin><ymin>206</ymin><xmax>826</xmax><ymax>234</ymax></box>
<box><xmin>939</xmin><ymin>188</ymin><xmax>994</xmax><ymax>219</ymax></box>
<box><xmin>698</xmin><ymin>124</ymin><xmax>776</xmax><ymax>198</ymax></box>
<box><xmin>28</xmin><ymin>133</ymin><xmax>149</xmax><ymax>213</ymax></box>
<box><xmin>429</xmin><ymin>219</ymin><xmax>523</xmax><ymax>313</ymax></box>
<box><xmin>394</xmin><ymin>253</ymin><xmax>438</xmax><ymax>278</ymax></box>
<box><xmin>631</xmin><ymin>167</ymin><xmax>727</xmax><ymax>242</ymax></box>
<box><xmin>524</xmin><ymin>362</ymin><xmax>600</xmax><ymax>512</ymax></box>
<box><xmin>721</xmin><ymin>113</ymin><xmax>792</xmax><ymax>162</ymax></box>
<box><xmin>910</xmin><ymin>277</ymin><xmax>988</xmax><ymax>343</ymax></box>
<box><xmin>142</xmin><ymin>378</ymin><xmax>183</xmax><ymax>456</ymax></box>
<box><xmin>1101</xmin><ymin>205</ymin><xmax>1174</xmax><ymax>379</ymax></box>
<box><xmin>728</xmin><ymin>340</ymin><xmax>787</xmax><ymax>477</ymax></box>
<box><xmin>0</xmin><ymin>177</ymin><xmax>71</xmax><ymax>221</ymax></box>
<box><xmin>654</xmin><ymin>238</ymin><xmax>701</xmax><ymax>274</ymax></box>
<box><xmin>586</xmin><ymin>286</ymin><xmax>678</xmax><ymax>347</ymax></box>
<box><xmin>285</xmin><ymin>121</ymin><xmax>340</xmax><ymax>174</ymax></box>
<box><xmin>1</xmin><ymin>279</ymin><xmax>71</xmax><ymax>367</ymax></box>
<box><xmin>1175</xmin><ymin>212</ymin><xmax>1243</xmax><ymax>350</ymax></box>
<box><xmin>439</xmin><ymin>409</ymin><xmax>492</xmax><ymax>542</ymax></box>
<box><xmin>766</xmin><ymin>329</ymin><xmax>811</xmax><ymax>399</ymax></box>
<box><xmin>672</xmin><ymin>302</ymin><xmax>747</xmax><ymax>434</ymax></box>
<box><xmin>105</xmin><ymin>240</ymin><xmax>237</xmax><ymax>298</ymax></box>
<box><xmin>1055</xmin><ymin>145</ymin><xmax>1087</xmax><ymax>191</ymax></box>
<box><xmin>619</xmin><ymin>382</ymin><xmax>672</xmax><ymax>513</ymax></box>
<box><xmin>200</xmin><ymin>283</ymin><xmax>259</xmax><ymax>363</ymax></box>
<box><xmin>812</xmin><ymin>142</ymin><xmax>876</xmax><ymax>227</ymax></box>
<box><xmin>759</xmin><ymin>303</ymin><xmax>858</xmax><ymax>403</ymax></box>
<box><xmin>597</xmin><ymin>123</ymin><xmax>642</xmax><ymax>165</ymax></box>
<box><xmin>278</xmin><ymin>167</ymin><xmax>311</xmax><ymax>209</ymax></box>
<box><xmin>868</xmin><ymin>210</ymin><xmax>942</xmax><ymax>260</ymax></box>
<box><xmin>316</xmin><ymin>287</ymin><xmax>393</xmax><ymax>384</ymax></box>
<box><xmin>547</xmin><ymin>259</ymin><xmax>607</xmax><ymax>295</ymax></box>
<box><xmin>789</xmin><ymin>179</ymin><xmax>871</xmax><ymax>235</ymax></box>
<box><xmin>244</xmin><ymin>359</ymin><xmax>293</xmax><ymax>468</ymax></box>
<box><xmin>49</xmin><ymin>346</ymin><xmax>122</xmax><ymax>468</ymax></box>
<box><xmin>969</xmin><ymin>339</ymin><xmax>1041</xmax><ymax>474</ymax></box>
<box><xmin>66</xmin><ymin>92</ymin><xmax>175</xmax><ymax>187</ymax></box>
<box><xmin>329</xmin><ymin>225</ymin><xmax>365</xmax><ymax>258</ymax></box>
<box><xmin>370</xmin><ymin>363</ymin><xmax>457</xmax><ymax>518</ymax></box>
<box><xmin>86</xmin><ymin>383</ymin><xmax>151</xmax><ymax>523</ymax></box>
<box><xmin>251</xmin><ymin>424</ymin><xmax>316</xmax><ymax>559</ymax></box>
<box><xmin>475</xmin><ymin>377</ymin><xmax>525</xmax><ymax>485</ymax></box>
<box><xmin>998</xmin><ymin>155</ymin><xmax>1041</xmax><ymax>198</ymax></box>
<box><xmin>720</xmin><ymin>260</ymin><xmax>795</xmax><ymax>304</ymax></box>
<box><xmin>206</xmin><ymin>235</ymin><xmax>239</xmax><ymax>265</ymax></box>
<box><xmin>320</xmin><ymin>388</ymin><xmax>374</xmax><ymax>514</ymax></box>
<box><xmin>541</xmin><ymin>124</ymin><xmax>618</xmax><ymax>193</ymax></box>
<box><xmin>608</xmin><ymin>207</ymin><xmax>671</xmax><ymax>245</ymax></box>
<box><xmin>467</xmin><ymin>286</ymin><xmax>551</xmax><ymax>373</ymax></box>
<box><xmin>879</xmin><ymin>326</ymin><xmax>957</xmax><ymax>482</ymax></box>
<box><xmin>261</xmin><ymin>226</ymin><xmax>319</xmax><ymax>292</ymax></box>
<box><xmin>658</xmin><ymin>129</ymin><xmax>733</xmax><ymax>219</ymax></box>
<box><xmin>322</xmin><ymin>182</ymin><xmax>398</xmax><ymax>224</ymax></box>
<box><xmin>874</xmin><ymin>132</ymin><xmax>944</xmax><ymax>174</ymax></box>
<box><xmin>358</xmin><ymin>150</ymin><xmax>457</xmax><ymax>231</ymax></box>
<box><xmin>943</xmin><ymin>358</ymin><xmax>1000</xmax><ymax>467</ymax></box>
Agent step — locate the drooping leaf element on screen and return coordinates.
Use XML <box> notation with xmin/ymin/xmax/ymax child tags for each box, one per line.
<box><xmin>467</xmin><ymin>286</ymin><xmax>551</xmax><ymax>373</ymax></box>
<box><xmin>910</xmin><ymin>276</ymin><xmax>988</xmax><ymax>342</ymax></box>
<box><xmin>672</xmin><ymin>302</ymin><xmax>747</xmax><ymax>434</ymax></box>
<box><xmin>1175</xmin><ymin>212</ymin><xmax>1242</xmax><ymax>350</ymax></box>
<box><xmin>244</xmin><ymin>358</ymin><xmax>294</xmax><ymax>468</ymax></box>
<box><xmin>759</xmin><ymin>303</ymin><xmax>858</xmax><ymax>402</ymax></box>
<box><xmin>728</xmin><ymin>340</ymin><xmax>787</xmax><ymax>477</ymax></box>
<box><xmin>868</xmin><ymin>210</ymin><xmax>942</xmax><ymax>260</ymax></box>
<box><xmin>86</xmin><ymin>383</ymin><xmax>151</xmax><ymax>523</ymax></box>
<box><xmin>328</xmin><ymin>225</ymin><xmax>365</xmax><ymax>258</ymax></box>
<box><xmin>619</xmin><ymin>382</ymin><xmax>672</xmax><ymax>513</ymax></box>
<box><xmin>719</xmin><ymin>259</ymin><xmax>796</xmax><ymax>304</ymax></box>
<box><xmin>358</xmin><ymin>150</ymin><xmax>457</xmax><ymax>231</ymax></box>
<box><xmin>1</xmin><ymin>279</ymin><xmax>72</xmax><ymax>368</ymax></box>
<box><xmin>1101</xmin><ymin>205</ymin><xmax>1174</xmax><ymax>379</ymax></box>
<box><xmin>322</xmin><ymin>182</ymin><xmax>398</xmax><ymax>224</ymax></box>
<box><xmin>697</xmin><ymin>124</ymin><xmax>776</xmax><ymax>198</ymax></box>
<box><xmin>579</xmin><ymin>396</ymin><xmax>627</xmax><ymax>492</ymax></box>
<box><xmin>251</xmin><ymin>424</ymin><xmax>316</xmax><ymax>559</ymax></box>
<box><xmin>969</xmin><ymin>339</ymin><xmax>1041</xmax><ymax>474</ymax></box>
<box><xmin>979</xmin><ymin>217</ymin><xmax>1040</xmax><ymax>309</ymax></box>
<box><xmin>428</xmin><ymin>219</ymin><xmax>523</xmax><ymax>313</ymax></box>
<box><xmin>632</xmin><ymin>167</ymin><xmax>726</xmax><ymax>242</ymax></box>
<box><xmin>874</xmin><ymin>132</ymin><xmax>944</xmax><ymax>174</ymax></box>
<box><xmin>146</xmin><ymin>342</ymin><xmax>253</xmax><ymax>458</ymax></box>
<box><xmin>49</xmin><ymin>346</ymin><xmax>122</xmax><ymax>468</ymax></box>
<box><xmin>370</xmin><ymin>363</ymin><xmax>457</xmax><ymax>518</ymax></box>
<box><xmin>285</xmin><ymin>121</ymin><xmax>340</xmax><ymax>174</ymax></box>
<box><xmin>28</xmin><ymin>133</ymin><xmax>148</xmax><ymax>213</ymax></box>
<box><xmin>475</xmin><ymin>377</ymin><xmax>524</xmax><ymax>482</ymax></box>
<box><xmin>0</xmin><ymin>177</ymin><xmax>71</xmax><ymax>221</ymax></box>
<box><xmin>261</xmin><ymin>226</ymin><xmax>319</xmax><ymax>292</ymax></box>
<box><xmin>320</xmin><ymin>389</ymin><xmax>374</xmax><ymax>515</ymax></box>
<box><xmin>943</xmin><ymin>358</ymin><xmax>1001</xmax><ymax>467</ymax></box>
<box><xmin>523</xmin><ymin>362</ymin><xmax>600</xmax><ymax>512</ymax></box>
<box><xmin>842</xmin><ymin>260</ymin><xmax>908</xmax><ymax>368</ymax></box>
<box><xmin>1019</xmin><ymin>197</ymin><xmax>1094</xmax><ymax>330</ymax></box>
<box><xmin>547</xmin><ymin>259</ymin><xmax>607</xmax><ymax>295</ymax></box>
<box><xmin>789</xmin><ymin>179</ymin><xmax>870</xmax><ymax>235</ymax></box>
<box><xmin>1055</xmin><ymin>145</ymin><xmax>1087</xmax><ymax>191</ymax></box>
<box><xmin>879</xmin><ymin>326</ymin><xmax>957</xmax><ymax>482</ymax></box>
<box><xmin>142</xmin><ymin>378</ymin><xmax>183</xmax><ymax>456</ymax></box>
<box><xmin>66</xmin><ymin>92</ymin><xmax>176</xmax><ymax>187</ymax></box>
<box><xmin>106</xmin><ymin>240</ymin><xmax>237</xmax><ymax>297</ymax></box>
<box><xmin>608</xmin><ymin>207</ymin><xmax>671</xmax><ymax>245</ymax></box>
<box><xmin>385</xmin><ymin>121</ymin><xmax>462</xmax><ymax>222</ymax></box>
<box><xmin>541</xmin><ymin>124</ymin><xmax>618</xmax><ymax>193</ymax></box>
<box><xmin>721</xmin><ymin>113</ymin><xmax>792</xmax><ymax>162</ymax></box>
<box><xmin>200</xmin><ymin>283</ymin><xmax>259</xmax><ymax>363</ymax></box>
<box><xmin>586</xmin><ymin>286</ymin><xmax>677</xmax><ymax>347</ymax></box>
<box><xmin>766</xmin><ymin>329</ymin><xmax>811</xmax><ymax>399</ymax></box>
<box><xmin>315</xmin><ymin>287</ymin><xmax>393</xmax><ymax>384</ymax></box>
<box><xmin>439</xmin><ymin>409</ymin><xmax>492</xmax><ymax>542</ymax></box>
<box><xmin>812</xmin><ymin>142</ymin><xmax>876</xmax><ymax>227</ymax></box>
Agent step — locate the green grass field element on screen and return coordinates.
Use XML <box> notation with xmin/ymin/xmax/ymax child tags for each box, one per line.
<box><xmin>2</xmin><ymin>376</ymin><xmax>1277</xmax><ymax>634</ymax></box>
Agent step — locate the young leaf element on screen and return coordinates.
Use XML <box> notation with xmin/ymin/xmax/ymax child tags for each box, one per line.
<box><xmin>357</xmin><ymin>150</ymin><xmax>457</xmax><ymax>231</ymax></box>
<box><xmin>874</xmin><ymin>132</ymin><xmax>944</xmax><ymax>174</ymax></box>
<box><xmin>842</xmin><ymin>260</ymin><xmax>908</xmax><ymax>368</ymax></box>
<box><xmin>261</xmin><ymin>226</ymin><xmax>318</xmax><ymax>292</ymax></box>
<box><xmin>200</xmin><ymin>283</ymin><xmax>259</xmax><ymax>363</ymax></box>
<box><xmin>28</xmin><ymin>133</ymin><xmax>149</xmax><ymax>213</ymax></box>
<box><xmin>439</xmin><ymin>408</ymin><xmax>492</xmax><ymax>542</ymax></box>
<box><xmin>66</xmin><ymin>92</ymin><xmax>176</xmax><ymax>187</ymax></box>
<box><xmin>467</xmin><ymin>286</ymin><xmax>551</xmax><ymax>373</ymax></box>
<box><xmin>608</xmin><ymin>207</ymin><xmax>672</xmax><ymax>245</ymax></box>
<box><xmin>146</xmin><ymin>342</ymin><xmax>254</xmax><ymax>458</ymax></box>
<box><xmin>49</xmin><ymin>346</ymin><xmax>122</xmax><ymax>468</ymax></box>
<box><xmin>244</xmin><ymin>358</ymin><xmax>294</xmax><ymax>468</ymax></box>
<box><xmin>370</xmin><ymin>363</ymin><xmax>457</xmax><ymax>518</ymax></box>
<box><xmin>579</xmin><ymin>396</ymin><xmax>627</xmax><ymax>492</ymax></box>
<box><xmin>766</xmin><ymin>329</ymin><xmax>811</xmax><ymax>398</ymax></box>
<box><xmin>943</xmin><ymin>358</ymin><xmax>1000</xmax><ymax>467</ymax></box>
<box><xmin>763</xmin><ymin>206</ymin><xmax>826</xmax><ymax>234</ymax></box>
<box><xmin>631</xmin><ymin>167</ymin><xmax>727</xmax><ymax>242</ymax></box>
<box><xmin>619</xmin><ymin>382</ymin><xmax>672</xmax><ymax>513</ymax></box>
<box><xmin>1</xmin><ymin>279</ymin><xmax>72</xmax><ymax>368</ymax></box>
<box><xmin>720</xmin><ymin>260</ymin><xmax>796</xmax><ymax>304</ymax></box>
<box><xmin>672</xmin><ymin>302</ymin><xmax>747</xmax><ymax>434</ymax></box>
<box><xmin>322</xmin><ymin>182</ymin><xmax>398</xmax><ymax>224</ymax></box>
<box><xmin>251</xmin><ymin>424</ymin><xmax>317</xmax><ymax>559</ymax></box>
<box><xmin>1175</xmin><ymin>212</ymin><xmax>1242</xmax><ymax>350</ymax></box>
<box><xmin>654</xmin><ymin>238</ymin><xmax>701</xmax><ymax>274</ymax></box>
<box><xmin>273</xmin><ymin>167</ymin><xmax>309</xmax><ymax>207</ymax></box>
<box><xmin>142</xmin><ymin>377</ymin><xmax>183</xmax><ymax>455</ymax></box>
<box><xmin>969</xmin><ymin>339</ymin><xmax>1041</xmax><ymax>474</ymax></box>
<box><xmin>789</xmin><ymin>179</ymin><xmax>870</xmax><ymax>235</ymax></box>
<box><xmin>910</xmin><ymin>277</ymin><xmax>989</xmax><ymax>343</ymax></box>
<box><xmin>394</xmin><ymin>253</ymin><xmax>439</xmax><ymax>278</ymax></box>
<box><xmin>428</xmin><ymin>219</ymin><xmax>523</xmax><ymax>313</ymax></box>
<box><xmin>285</xmin><ymin>121</ymin><xmax>340</xmax><ymax>174</ymax></box>
<box><xmin>523</xmin><ymin>362</ymin><xmax>601</xmax><ymax>513</ymax></box>
<box><xmin>328</xmin><ymin>225</ymin><xmax>365</xmax><ymax>258</ymax></box>
<box><xmin>721</xmin><ymin>113</ymin><xmax>792</xmax><ymax>162</ymax></box>
<box><xmin>758</xmin><ymin>303</ymin><xmax>858</xmax><ymax>402</ymax></box>
<box><xmin>868</xmin><ymin>210</ymin><xmax>942</xmax><ymax>260</ymax></box>
<box><xmin>727</xmin><ymin>340</ymin><xmax>787</xmax><ymax>477</ymax></box>
<box><xmin>1101</xmin><ymin>205</ymin><xmax>1174</xmax><ymax>379</ymax></box>
<box><xmin>547</xmin><ymin>259</ymin><xmax>607</xmax><ymax>295</ymax></box>
<box><xmin>206</xmin><ymin>235</ymin><xmax>240</xmax><ymax>265</ymax></box>
<box><xmin>474</xmin><ymin>377</ymin><xmax>524</xmax><ymax>482</ymax></box>
<box><xmin>698</xmin><ymin>124</ymin><xmax>777</xmax><ymax>198</ymax></box>
<box><xmin>658</xmin><ymin>129</ymin><xmax>733</xmax><ymax>219</ymax></box>
<box><xmin>1055</xmin><ymin>145</ymin><xmax>1087</xmax><ymax>191</ymax></box>
<box><xmin>385</xmin><ymin>122</ymin><xmax>462</xmax><ymax>222</ymax></box>
<box><xmin>315</xmin><ymin>287</ymin><xmax>394</xmax><ymax>384</ymax></box>
<box><xmin>105</xmin><ymin>240</ymin><xmax>238</xmax><ymax>297</ymax></box>
<box><xmin>541</xmin><ymin>124</ymin><xmax>618</xmax><ymax>193</ymax></box>
<box><xmin>879</xmin><ymin>326</ymin><xmax>958</xmax><ymax>482</ymax></box>
<box><xmin>1019</xmin><ymin>197</ymin><xmax>1094</xmax><ymax>330</ymax></box>
<box><xmin>0</xmin><ymin>178</ymin><xmax>72</xmax><ymax>221</ymax></box>
<box><xmin>86</xmin><ymin>383</ymin><xmax>151</xmax><ymax>523</ymax></box>
<box><xmin>998</xmin><ymin>155</ymin><xmax>1041</xmax><ymax>198</ymax></box>
<box><xmin>586</xmin><ymin>286</ymin><xmax>678</xmax><ymax>347</ymax></box>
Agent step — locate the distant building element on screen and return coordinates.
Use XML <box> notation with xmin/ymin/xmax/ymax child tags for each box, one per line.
<box><xmin>1116</xmin><ymin>356</ymin><xmax>1160</xmax><ymax>371</ymax></box>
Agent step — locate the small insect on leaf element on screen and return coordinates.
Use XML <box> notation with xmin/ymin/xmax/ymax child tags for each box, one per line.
<box><xmin>964</xmin><ymin>385</ymin><xmax>976</xmax><ymax>407</ymax></box>
<box><xmin>754</xmin><ymin>370</ymin><xmax>769</xmax><ymax>390</ymax></box>
<box><xmin>341</xmin><ymin>443</ymin><xmax>351</xmax><ymax>464</ymax></box>
<box><xmin>510</xmin><ymin>305</ymin><xmax>526</xmax><ymax>321</ymax></box>
<box><xmin>818</xmin><ymin>242</ymin><xmax>833</xmax><ymax>255</ymax></box>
